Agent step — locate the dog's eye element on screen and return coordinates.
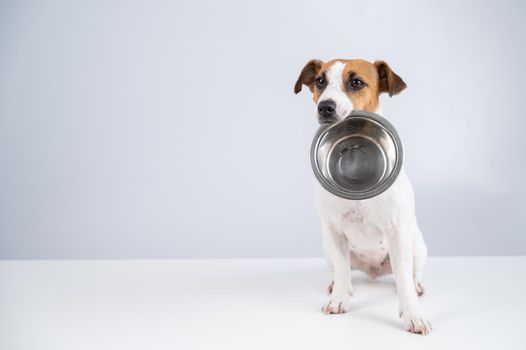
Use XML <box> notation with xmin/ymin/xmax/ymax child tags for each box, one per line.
<box><xmin>349</xmin><ymin>78</ymin><xmax>365</xmax><ymax>90</ymax></box>
<box><xmin>315</xmin><ymin>77</ymin><xmax>326</xmax><ymax>88</ymax></box>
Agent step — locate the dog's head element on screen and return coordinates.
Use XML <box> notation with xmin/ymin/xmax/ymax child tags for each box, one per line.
<box><xmin>294</xmin><ymin>59</ymin><xmax>406</xmax><ymax>124</ymax></box>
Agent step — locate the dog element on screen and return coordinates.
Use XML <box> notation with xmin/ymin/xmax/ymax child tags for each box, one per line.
<box><xmin>294</xmin><ymin>58</ymin><xmax>431</xmax><ymax>335</ymax></box>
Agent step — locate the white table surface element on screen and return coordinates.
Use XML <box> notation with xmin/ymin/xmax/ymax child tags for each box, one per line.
<box><xmin>0</xmin><ymin>257</ymin><xmax>525</xmax><ymax>350</ymax></box>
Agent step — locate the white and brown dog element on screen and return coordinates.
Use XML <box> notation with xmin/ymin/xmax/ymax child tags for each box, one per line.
<box><xmin>295</xmin><ymin>58</ymin><xmax>431</xmax><ymax>335</ymax></box>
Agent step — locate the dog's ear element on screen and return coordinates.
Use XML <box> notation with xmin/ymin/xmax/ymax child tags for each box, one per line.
<box><xmin>294</xmin><ymin>59</ymin><xmax>323</xmax><ymax>94</ymax></box>
<box><xmin>374</xmin><ymin>61</ymin><xmax>407</xmax><ymax>97</ymax></box>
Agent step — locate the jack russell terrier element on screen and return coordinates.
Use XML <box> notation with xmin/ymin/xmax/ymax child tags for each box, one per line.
<box><xmin>294</xmin><ymin>58</ymin><xmax>431</xmax><ymax>335</ymax></box>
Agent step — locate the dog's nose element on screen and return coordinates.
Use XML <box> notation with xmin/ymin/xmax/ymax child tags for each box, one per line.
<box><xmin>318</xmin><ymin>100</ymin><xmax>336</xmax><ymax>119</ymax></box>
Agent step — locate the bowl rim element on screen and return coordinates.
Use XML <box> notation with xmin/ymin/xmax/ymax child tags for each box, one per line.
<box><xmin>310</xmin><ymin>110</ymin><xmax>404</xmax><ymax>200</ymax></box>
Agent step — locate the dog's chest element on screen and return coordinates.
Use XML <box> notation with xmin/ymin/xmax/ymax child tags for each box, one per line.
<box><xmin>315</xmin><ymin>182</ymin><xmax>391</xmax><ymax>262</ymax></box>
<box><xmin>340</xmin><ymin>205</ymin><xmax>389</xmax><ymax>262</ymax></box>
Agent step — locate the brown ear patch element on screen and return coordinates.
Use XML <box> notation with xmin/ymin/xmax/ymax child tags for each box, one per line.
<box><xmin>294</xmin><ymin>59</ymin><xmax>323</xmax><ymax>94</ymax></box>
<box><xmin>374</xmin><ymin>61</ymin><xmax>407</xmax><ymax>97</ymax></box>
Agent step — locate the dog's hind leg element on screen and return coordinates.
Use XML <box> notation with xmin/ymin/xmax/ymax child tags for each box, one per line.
<box><xmin>412</xmin><ymin>224</ymin><xmax>427</xmax><ymax>297</ymax></box>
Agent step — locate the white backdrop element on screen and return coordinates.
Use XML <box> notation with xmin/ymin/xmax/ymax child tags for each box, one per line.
<box><xmin>1</xmin><ymin>0</ymin><xmax>525</xmax><ymax>258</ymax></box>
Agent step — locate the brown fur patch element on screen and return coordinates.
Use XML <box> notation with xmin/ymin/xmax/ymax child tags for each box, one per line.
<box><xmin>294</xmin><ymin>59</ymin><xmax>322</xmax><ymax>94</ymax></box>
<box><xmin>374</xmin><ymin>60</ymin><xmax>407</xmax><ymax>97</ymax></box>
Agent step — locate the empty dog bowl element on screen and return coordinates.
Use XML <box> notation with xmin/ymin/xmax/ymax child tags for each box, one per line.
<box><xmin>311</xmin><ymin>110</ymin><xmax>403</xmax><ymax>200</ymax></box>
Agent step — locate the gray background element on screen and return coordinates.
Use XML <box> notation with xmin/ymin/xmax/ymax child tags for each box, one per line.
<box><xmin>1</xmin><ymin>0</ymin><xmax>525</xmax><ymax>259</ymax></box>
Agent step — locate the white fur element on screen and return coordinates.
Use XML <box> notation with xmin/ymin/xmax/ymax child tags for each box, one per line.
<box><xmin>317</xmin><ymin>62</ymin><xmax>354</xmax><ymax>118</ymax></box>
<box><xmin>314</xmin><ymin>65</ymin><xmax>431</xmax><ymax>334</ymax></box>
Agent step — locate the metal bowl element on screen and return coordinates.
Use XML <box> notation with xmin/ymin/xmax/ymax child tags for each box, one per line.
<box><xmin>310</xmin><ymin>110</ymin><xmax>403</xmax><ymax>200</ymax></box>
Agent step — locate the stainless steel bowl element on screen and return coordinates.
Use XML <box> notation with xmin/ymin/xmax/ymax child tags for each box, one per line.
<box><xmin>310</xmin><ymin>110</ymin><xmax>403</xmax><ymax>200</ymax></box>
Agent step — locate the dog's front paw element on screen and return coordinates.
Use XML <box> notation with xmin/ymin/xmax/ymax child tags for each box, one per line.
<box><xmin>322</xmin><ymin>294</ymin><xmax>350</xmax><ymax>314</ymax></box>
<box><xmin>399</xmin><ymin>310</ymin><xmax>432</xmax><ymax>335</ymax></box>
